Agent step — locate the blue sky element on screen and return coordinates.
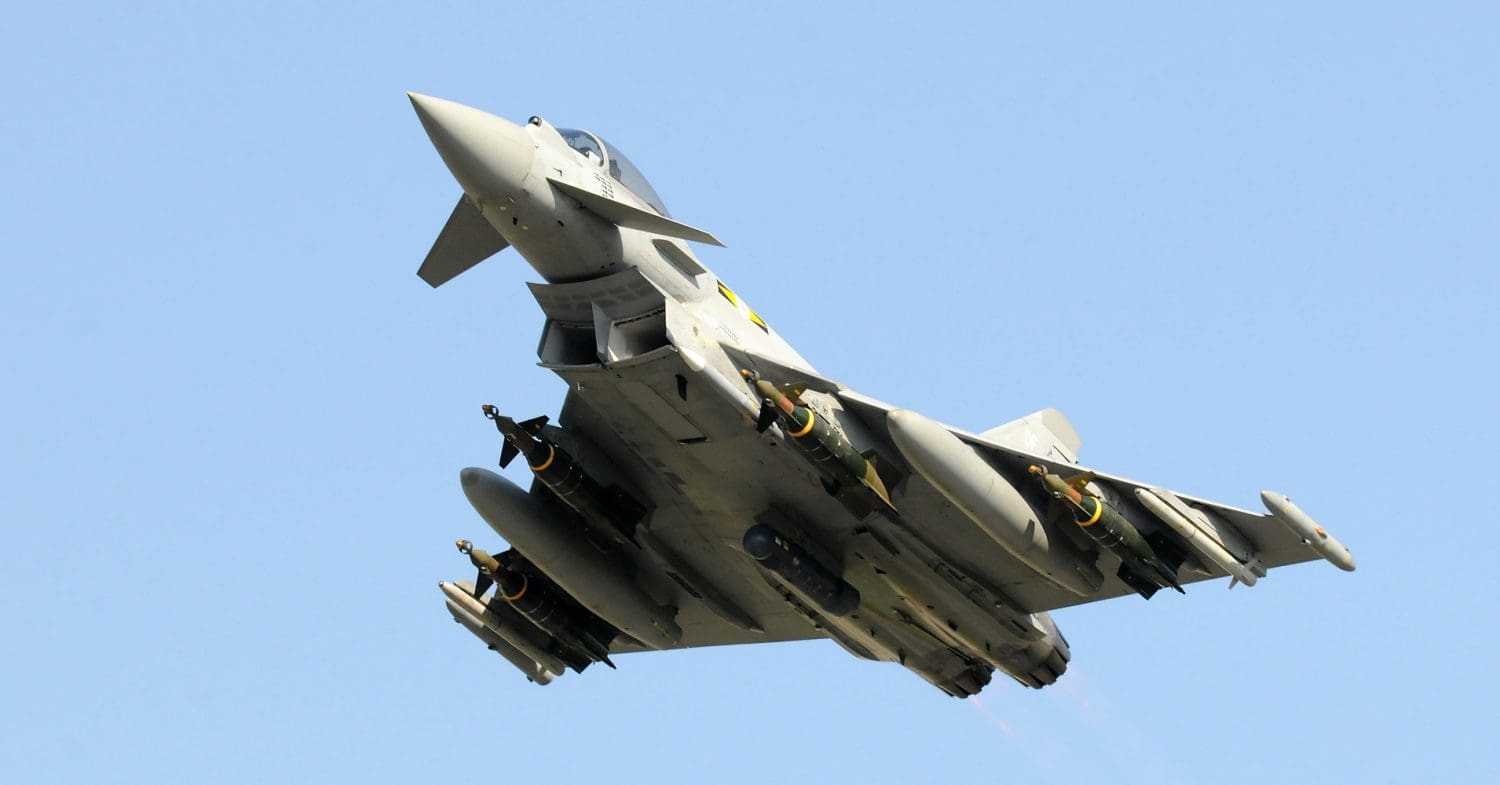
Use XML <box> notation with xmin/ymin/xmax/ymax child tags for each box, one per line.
<box><xmin>3</xmin><ymin>3</ymin><xmax>1495</xmax><ymax>783</ymax></box>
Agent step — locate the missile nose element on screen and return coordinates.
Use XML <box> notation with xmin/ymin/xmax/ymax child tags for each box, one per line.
<box><xmin>408</xmin><ymin>92</ymin><xmax>535</xmax><ymax>201</ymax></box>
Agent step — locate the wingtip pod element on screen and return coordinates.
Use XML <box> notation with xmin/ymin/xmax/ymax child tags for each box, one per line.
<box><xmin>1259</xmin><ymin>491</ymin><xmax>1356</xmax><ymax>572</ymax></box>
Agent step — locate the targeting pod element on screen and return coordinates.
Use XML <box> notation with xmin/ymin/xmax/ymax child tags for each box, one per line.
<box><xmin>742</xmin><ymin>524</ymin><xmax>860</xmax><ymax>617</ymax></box>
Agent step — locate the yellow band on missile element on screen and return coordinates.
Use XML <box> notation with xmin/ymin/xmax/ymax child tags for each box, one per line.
<box><xmin>531</xmin><ymin>445</ymin><xmax>555</xmax><ymax>473</ymax></box>
<box><xmin>501</xmin><ymin>574</ymin><xmax>528</xmax><ymax>601</ymax></box>
<box><xmin>1079</xmin><ymin>499</ymin><xmax>1104</xmax><ymax>527</ymax></box>
<box><xmin>790</xmin><ymin>410</ymin><xmax>816</xmax><ymax>438</ymax></box>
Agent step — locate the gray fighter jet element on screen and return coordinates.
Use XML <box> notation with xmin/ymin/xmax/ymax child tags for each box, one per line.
<box><xmin>409</xmin><ymin>93</ymin><xmax>1355</xmax><ymax>696</ymax></box>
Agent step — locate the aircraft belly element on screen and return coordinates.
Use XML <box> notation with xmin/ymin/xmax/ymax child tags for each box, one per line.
<box><xmin>549</xmin><ymin>351</ymin><xmax>854</xmax><ymax>649</ymax></box>
<box><xmin>545</xmin><ymin>345</ymin><xmax>1062</xmax><ymax>696</ymax></box>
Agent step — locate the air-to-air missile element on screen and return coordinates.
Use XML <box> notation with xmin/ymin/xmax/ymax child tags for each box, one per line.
<box><xmin>740</xmin><ymin>370</ymin><xmax>893</xmax><ymax>509</ymax></box>
<box><xmin>440</xmin><ymin>579</ymin><xmax>573</xmax><ymax>677</ymax></box>
<box><xmin>1134</xmin><ymin>487</ymin><xmax>1265</xmax><ymax>587</ymax></box>
<box><xmin>458</xmin><ymin>465</ymin><xmax>682</xmax><ymax>648</ymax></box>
<box><xmin>1030</xmin><ymin>466</ymin><xmax>1183</xmax><ymax>599</ymax></box>
<box><xmin>884</xmin><ymin>409</ymin><xmax>1105</xmax><ymax>596</ymax></box>
<box><xmin>483</xmin><ymin>404</ymin><xmax>644</xmax><ymax>547</ymax></box>
<box><xmin>456</xmin><ymin>539</ymin><xmax>617</xmax><ymax>668</ymax></box>
<box><xmin>1260</xmin><ymin>491</ymin><xmax>1356</xmax><ymax>572</ymax></box>
<box><xmin>442</xmin><ymin>594</ymin><xmax>561</xmax><ymax>684</ymax></box>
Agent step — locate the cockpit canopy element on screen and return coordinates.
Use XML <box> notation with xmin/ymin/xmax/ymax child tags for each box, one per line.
<box><xmin>557</xmin><ymin>128</ymin><xmax>670</xmax><ymax>217</ymax></box>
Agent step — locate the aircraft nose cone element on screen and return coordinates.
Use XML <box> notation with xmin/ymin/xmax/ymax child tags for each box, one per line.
<box><xmin>408</xmin><ymin>92</ymin><xmax>534</xmax><ymax>200</ymax></box>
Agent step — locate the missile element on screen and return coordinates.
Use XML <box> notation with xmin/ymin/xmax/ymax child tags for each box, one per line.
<box><xmin>459</xmin><ymin>466</ymin><xmax>682</xmax><ymax>647</ymax></box>
<box><xmin>447</xmin><ymin>606</ymin><xmax>561</xmax><ymax>684</ymax></box>
<box><xmin>441</xmin><ymin>581</ymin><xmax>572</xmax><ymax>677</ymax></box>
<box><xmin>851</xmin><ymin>527</ymin><xmax>1045</xmax><ymax>668</ymax></box>
<box><xmin>742</xmin><ymin>524</ymin><xmax>861</xmax><ymax>617</ymax></box>
<box><xmin>751</xmin><ymin>542</ymin><xmax>999</xmax><ymax>698</ymax></box>
<box><xmin>456</xmin><ymin>540</ymin><xmax>617</xmax><ymax>668</ymax></box>
<box><xmin>860</xmin><ymin>521</ymin><xmax>1048</xmax><ymax>642</ymax></box>
<box><xmin>1034</xmin><ymin>467</ymin><xmax>1183</xmax><ymax>598</ymax></box>
<box><xmin>741</xmin><ymin>370</ymin><xmax>893</xmax><ymax>509</ymax></box>
<box><xmin>856</xmin><ymin>603</ymin><xmax>994</xmax><ymax>698</ymax></box>
<box><xmin>483</xmin><ymin>404</ymin><xmax>644</xmax><ymax>547</ymax></box>
<box><xmin>885</xmin><ymin>409</ymin><xmax>1103</xmax><ymax>596</ymax></box>
<box><xmin>1134</xmin><ymin>488</ymin><xmax>1262</xmax><ymax>587</ymax></box>
<box><xmin>1260</xmin><ymin>491</ymin><xmax>1356</xmax><ymax>572</ymax></box>
<box><xmin>860</xmin><ymin>539</ymin><xmax>1026</xmax><ymax>670</ymax></box>
<box><xmin>445</xmin><ymin>600</ymin><xmax>556</xmax><ymax>685</ymax></box>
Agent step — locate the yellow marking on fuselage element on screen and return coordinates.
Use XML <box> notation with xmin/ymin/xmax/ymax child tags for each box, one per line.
<box><xmin>719</xmin><ymin>281</ymin><xmax>770</xmax><ymax>332</ymax></box>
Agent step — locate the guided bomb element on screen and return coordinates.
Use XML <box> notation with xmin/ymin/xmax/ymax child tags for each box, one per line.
<box><xmin>742</xmin><ymin>370</ymin><xmax>893</xmax><ymax>509</ymax></box>
<box><xmin>1031</xmin><ymin>467</ymin><xmax>1182</xmax><ymax>599</ymax></box>
<box><xmin>484</xmin><ymin>405</ymin><xmax>645</xmax><ymax>547</ymax></box>
<box><xmin>457</xmin><ymin>539</ymin><xmax>616</xmax><ymax>668</ymax></box>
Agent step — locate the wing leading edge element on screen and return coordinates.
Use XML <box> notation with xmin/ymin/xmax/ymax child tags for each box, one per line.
<box><xmin>836</xmin><ymin>387</ymin><xmax>1352</xmax><ymax>608</ymax></box>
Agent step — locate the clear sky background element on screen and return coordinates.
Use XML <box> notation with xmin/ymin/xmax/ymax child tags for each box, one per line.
<box><xmin>3</xmin><ymin>3</ymin><xmax>1496</xmax><ymax>783</ymax></box>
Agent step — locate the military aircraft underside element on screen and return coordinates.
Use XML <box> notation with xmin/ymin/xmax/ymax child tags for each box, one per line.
<box><xmin>409</xmin><ymin>93</ymin><xmax>1356</xmax><ymax>697</ymax></box>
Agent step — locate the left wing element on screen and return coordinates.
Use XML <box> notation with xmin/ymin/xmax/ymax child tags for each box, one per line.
<box><xmin>846</xmin><ymin>394</ymin><xmax>1356</xmax><ymax>607</ymax></box>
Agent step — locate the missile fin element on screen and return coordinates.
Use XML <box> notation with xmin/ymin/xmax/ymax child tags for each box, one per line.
<box><xmin>499</xmin><ymin>440</ymin><xmax>520</xmax><ymax>469</ymax></box>
<box><xmin>755</xmin><ymin>402</ymin><xmax>777</xmax><ymax>433</ymax></box>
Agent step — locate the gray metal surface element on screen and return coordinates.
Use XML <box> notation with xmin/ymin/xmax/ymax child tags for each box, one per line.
<box><xmin>409</xmin><ymin>93</ymin><xmax>1356</xmax><ymax>695</ymax></box>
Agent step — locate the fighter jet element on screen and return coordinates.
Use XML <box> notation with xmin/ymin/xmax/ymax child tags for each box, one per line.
<box><xmin>409</xmin><ymin>93</ymin><xmax>1356</xmax><ymax>696</ymax></box>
